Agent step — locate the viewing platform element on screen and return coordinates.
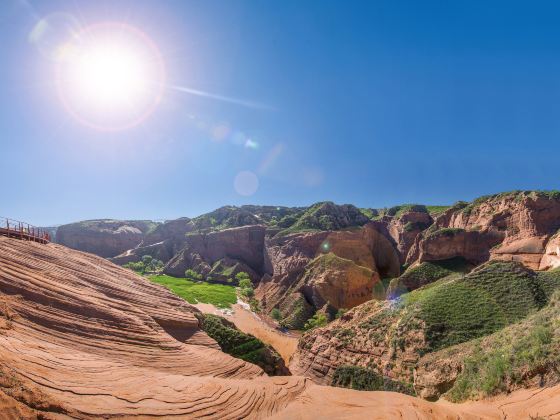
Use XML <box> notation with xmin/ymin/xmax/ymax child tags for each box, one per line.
<box><xmin>0</xmin><ymin>217</ymin><xmax>51</xmax><ymax>244</ymax></box>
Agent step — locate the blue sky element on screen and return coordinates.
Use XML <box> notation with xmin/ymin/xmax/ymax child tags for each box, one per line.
<box><xmin>1</xmin><ymin>0</ymin><xmax>559</xmax><ymax>226</ymax></box>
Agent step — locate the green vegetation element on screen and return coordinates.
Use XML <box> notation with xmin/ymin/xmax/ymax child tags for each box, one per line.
<box><xmin>331</xmin><ymin>365</ymin><xmax>415</xmax><ymax>395</ymax></box>
<box><xmin>386</xmin><ymin>204</ymin><xmax>427</xmax><ymax>218</ymax></box>
<box><xmin>123</xmin><ymin>255</ymin><xmax>164</xmax><ymax>274</ymax></box>
<box><xmin>445</xmin><ymin>291</ymin><xmax>560</xmax><ymax>402</ymax></box>
<box><xmin>277</xmin><ymin>202</ymin><xmax>369</xmax><ymax>236</ymax></box>
<box><xmin>425</xmin><ymin>205</ymin><xmax>451</xmax><ymax>215</ymax></box>
<box><xmin>197</xmin><ymin>314</ymin><xmax>285</xmax><ymax>375</ymax></box>
<box><xmin>335</xmin><ymin>308</ymin><xmax>348</xmax><ymax>319</ymax></box>
<box><xmin>304</xmin><ymin>312</ymin><xmax>328</xmax><ymax>330</ymax></box>
<box><xmin>403</xmin><ymin>221</ymin><xmax>430</xmax><ymax>232</ymax></box>
<box><xmin>387</xmin><ymin>258</ymin><xmax>469</xmax><ymax>299</ymax></box>
<box><xmin>185</xmin><ymin>269</ymin><xmax>203</xmax><ymax>280</ymax></box>
<box><xmin>359</xmin><ymin>208</ymin><xmax>378</xmax><ymax>219</ymax></box>
<box><xmin>148</xmin><ymin>275</ymin><xmax>237</xmax><ymax>308</ymax></box>
<box><xmin>401</xmin><ymin>261</ymin><xmax>551</xmax><ymax>352</ymax></box>
<box><xmin>237</xmin><ymin>272</ymin><xmax>255</xmax><ymax>298</ymax></box>
<box><xmin>536</xmin><ymin>268</ymin><xmax>560</xmax><ymax>300</ymax></box>
<box><xmin>271</xmin><ymin>308</ymin><xmax>281</xmax><ymax>321</ymax></box>
<box><xmin>279</xmin><ymin>293</ymin><xmax>314</xmax><ymax>330</ymax></box>
<box><xmin>425</xmin><ymin>227</ymin><xmax>465</xmax><ymax>239</ymax></box>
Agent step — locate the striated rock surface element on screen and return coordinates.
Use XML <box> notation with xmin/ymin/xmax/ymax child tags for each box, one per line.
<box><xmin>55</xmin><ymin>219</ymin><xmax>157</xmax><ymax>258</ymax></box>
<box><xmin>2</xmin><ymin>236</ymin><xmax>550</xmax><ymax>419</ymax></box>
<box><xmin>164</xmin><ymin>225</ymin><xmax>266</xmax><ymax>280</ymax></box>
<box><xmin>413</xmin><ymin>228</ymin><xmax>497</xmax><ymax>265</ymax></box>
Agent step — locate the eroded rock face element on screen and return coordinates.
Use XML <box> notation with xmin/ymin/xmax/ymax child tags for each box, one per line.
<box><xmin>414</xmin><ymin>228</ymin><xmax>498</xmax><ymax>265</ymax></box>
<box><xmin>163</xmin><ymin>225</ymin><xmax>266</xmax><ymax>279</ymax></box>
<box><xmin>407</xmin><ymin>192</ymin><xmax>560</xmax><ymax>269</ymax></box>
<box><xmin>386</xmin><ymin>211</ymin><xmax>433</xmax><ymax>264</ymax></box>
<box><xmin>256</xmin><ymin>224</ymin><xmax>400</xmax><ymax>328</ymax></box>
<box><xmin>289</xmin><ymin>299</ymin><xmax>426</xmax><ymax>386</ymax></box>
<box><xmin>55</xmin><ymin>219</ymin><xmax>156</xmax><ymax>258</ymax></box>
<box><xmin>540</xmin><ymin>232</ymin><xmax>560</xmax><ymax>270</ymax></box>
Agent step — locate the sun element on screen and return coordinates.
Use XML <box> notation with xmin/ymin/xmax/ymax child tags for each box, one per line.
<box><xmin>56</xmin><ymin>22</ymin><xmax>165</xmax><ymax>131</ymax></box>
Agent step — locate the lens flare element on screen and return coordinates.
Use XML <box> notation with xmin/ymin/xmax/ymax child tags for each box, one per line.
<box><xmin>234</xmin><ymin>171</ymin><xmax>259</xmax><ymax>196</ymax></box>
<box><xmin>55</xmin><ymin>22</ymin><xmax>165</xmax><ymax>131</ymax></box>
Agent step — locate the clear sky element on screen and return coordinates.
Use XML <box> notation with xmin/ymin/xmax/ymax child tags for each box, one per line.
<box><xmin>1</xmin><ymin>0</ymin><xmax>559</xmax><ymax>226</ymax></box>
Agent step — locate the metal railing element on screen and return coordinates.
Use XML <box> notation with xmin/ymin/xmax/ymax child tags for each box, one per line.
<box><xmin>0</xmin><ymin>217</ymin><xmax>51</xmax><ymax>244</ymax></box>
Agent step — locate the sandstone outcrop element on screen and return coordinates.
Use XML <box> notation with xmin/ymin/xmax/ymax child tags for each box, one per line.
<box><xmin>540</xmin><ymin>231</ymin><xmax>560</xmax><ymax>270</ymax></box>
<box><xmin>407</xmin><ymin>191</ymin><xmax>560</xmax><ymax>269</ymax></box>
<box><xmin>256</xmin><ymin>224</ymin><xmax>400</xmax><ymax>328</ymax></box>
<box><xmin>55</xmin><ymin>219</ymin><xmax>157</xmax><ymax>258</ymax></box>
<box><xmin>385</xmin><ymin>207</ymin><xmax>433</xmax><ymax>264</ymax></box>
<box><xmin>164</xmin><ymin>225</ymin><xmax>266</xmax><ymax>280</ymax></box>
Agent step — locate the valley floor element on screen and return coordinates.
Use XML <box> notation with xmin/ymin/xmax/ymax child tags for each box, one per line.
<box><xmin>194</xmin><ymin>302</ymin><xmax>300</xmax><ymax>363</ymax></box>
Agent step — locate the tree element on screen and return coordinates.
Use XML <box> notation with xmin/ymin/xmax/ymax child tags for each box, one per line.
<box><xmin>235</xmin><ymin>272</ymin><xmax>251</xmax><ymax>283</ymax></box>
<box><xmin>185</xmin><ymin>269</ymin><xmax>203</xmax><ymax>280</ymax></box>
<box><xmin>142</xmin><ymin>255</ymin><xmax>153</xmax><ymax>265</ymax></box>
<box><xmin>238</xmin><ymin>278</ymin><xmax>252</xmax><ymax>289</ymax></box>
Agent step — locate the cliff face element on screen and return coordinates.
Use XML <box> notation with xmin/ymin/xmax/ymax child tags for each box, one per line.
<box><xmin>407</xmin><ymin>192</ymin><xmax>560</xmax><ymax>269</ymax></box>
<box><xmin>55</xmin><ymin>219</ymin><xmax>157</xmax><ymax>258</ymax></box>
<box><xmin>256</xmin><ymin>224</ymin><xmax>400</xmax><ymax>328</ymax></box>
<box><xmin>163</xmin><ymin>225</ymin><xmax>266</xmax><ymax>280</ymax></box>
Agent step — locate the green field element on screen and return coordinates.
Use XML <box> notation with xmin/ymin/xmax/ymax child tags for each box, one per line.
<box><xmin>148</xmin><ymin>275</ymin><xmax>237</xmax><ymax>308</ymax></box>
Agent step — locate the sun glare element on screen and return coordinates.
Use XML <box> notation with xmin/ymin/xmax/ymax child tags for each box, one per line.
<box><xmin>56</xmin><ymin>22</ymin><xmax>165</xmax><ymax>131</ymax></box>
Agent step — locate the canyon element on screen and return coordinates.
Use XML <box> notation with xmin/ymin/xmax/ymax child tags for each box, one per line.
<box><xmin>4</xmin><ymin>189</ymin><xmax>558</xmax><ymax>418</ymax></box>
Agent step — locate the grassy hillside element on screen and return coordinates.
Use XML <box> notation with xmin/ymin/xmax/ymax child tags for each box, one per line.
<box><xmin>387</xmin><ymin>257</ymin><xmax>470</xmax><ymax>298</ymax></box>
<box><xmin>278</xmin><ymin>202</ymin><xmax>370</xmax><ymax>236</ymax></box>
<box><xmin>401</xmin><ymin>261</ymin><xmax>550</xmax><ymax>352</ymax></box>
<box><xmin>438</xmin><ymin>288</ymin><xmax>560</xmax><ymax>402</ymax></box>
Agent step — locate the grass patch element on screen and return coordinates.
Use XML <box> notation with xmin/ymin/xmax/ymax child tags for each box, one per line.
<box><xmin>332</xmin><ymin>365</ymin><xmax>415</xmax><ymax>395</ymax></box>
<box><xmin>426</xmin><ymin>227</ymin><xmax>465</xmax><ymax>239</ymax></box>
<box><xmin>149</xmin><ymin>275</ymin><xmax>237</xmax><ymax>308</ymax></box>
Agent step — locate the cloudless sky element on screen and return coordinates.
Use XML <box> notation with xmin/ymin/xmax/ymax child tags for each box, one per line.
<box><xmin>1</xmin><ymin>0</ymin><xmax>560</xmax><ymax>226</ymax></box>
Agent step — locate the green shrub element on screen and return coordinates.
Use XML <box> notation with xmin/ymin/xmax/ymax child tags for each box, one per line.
<box><xmin>271</xmin><ymin>308</ymin><xmax>282</xmax><ymax>320</ymax></box>
<box><xmin>304</xmin><ymin>312</ymin><xmax>328</xmax><ymax>330</ymax></box>
<box><xmin>332</xmin><ymin>365</ymin><xmax>415</xmax><ymax>395</ymax></box>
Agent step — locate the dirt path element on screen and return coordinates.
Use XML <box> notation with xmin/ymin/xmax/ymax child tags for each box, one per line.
<box><xmin>194</xmin><ymin>302</ymin><xmax>300</xmax><ymax>363</ymax></box>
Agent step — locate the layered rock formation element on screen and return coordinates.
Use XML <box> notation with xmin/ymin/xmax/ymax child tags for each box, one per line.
<box><xmin>56</xmin><ymin>219</ymin><xmax>157</xmax><ymax>258</ymax></box>
<box><xmin>3</xmin><ymin>236</ymin><xmax>552</xmax><ymax>418</ymax></box>
<box><xmin>256</xmin><ymin>224</ymin><xmax>400</xmax><ymax>328</ymax></box>
<box><xmin>164</xmin><ymin>225</ymin><xmax>266</xmax><ymax>280</ymax></box>
<box><xmin>290</xmin><ymin>261</ymin><xmax>560</xmax><ymax>394</ymax></box>
<box><xmin>408</xmin><ymin>191</ymin><xmax>560</xmax><ymax>269</ymax></box>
